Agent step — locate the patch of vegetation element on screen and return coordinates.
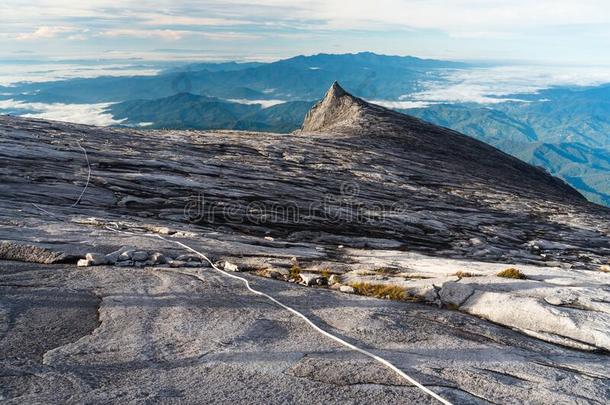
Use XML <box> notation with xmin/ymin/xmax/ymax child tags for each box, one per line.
<box><xmin>289</xmin><ymin>262</ymin><xmax>301</xmax><ymax>281</ymax></box>
<box><xmin>350</xmin><ymin>282</ymin><xmax>421</xmax><ymax>302</ymax></box>
<box><xmin>320</xmin><ymin>269</ymin><xmax>331</xmax><ymax>281</ymax></box>
<box><xmin>455</xmin><ymin>271</ymin><xmax>479</xmax><ymax>278</ymax></box>
<box><xmin>254</xmin><ymin>268</ymin><xmax>271</xmax><ymax>277</ymax></box>
<box><xmin>374</xmin><ymin>267</ymin><xmax>400</xmax><ymax>275</ymax></box>
<box><xmin>401</xmin><ymin>274</ymin><xmax>431</xmax><ymax>280</ymax></box>
<box><xmin>496</xmin><ymin>268</ymin><xmax>527</xmax><ymax>279</ymax></box>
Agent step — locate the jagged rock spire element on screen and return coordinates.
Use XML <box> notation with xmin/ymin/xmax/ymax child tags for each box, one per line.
<box><xmin>301</xmin><ymin>81</ymin><xmax>366</xmax><ymax>132</ymax></box>
<box><xmin>327</xmin><ymin>81</ymin><xmax>347</xmax><ymax>97</ymax></box>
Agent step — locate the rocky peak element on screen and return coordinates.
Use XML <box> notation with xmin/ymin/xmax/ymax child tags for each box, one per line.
<box><xmin>301</xmin><ymin>81</ymin><xmax>368</xmax><ymax>132</ymax></box>
<box><xmin>326</xmin><ymin>80</ymin><xmax>348</xmax><ymax>98</ymax></box>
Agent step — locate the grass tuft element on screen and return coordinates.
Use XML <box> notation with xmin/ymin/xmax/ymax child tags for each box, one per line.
<box><xmin>374</xmin><ymin>267</ymin><xmax>400</xmax><ymax>275</ymax></box>
<box><xmin>455</xmin><ymin>271</ymin><xmax>479</xmax><ymax>278</ymax></box>
<box><xmin>288</xmin><ymin>261</ymin><xmax>301</xmax><ymax>281</ymax></box>
<box><xmin>350</xmin><ymin>282</ymin><xmax>421</xmax><ymax>302</ymax></box>
<box><xmin>496</xmin><ymin>268</ymin><xmax>527</xmax><ymax>279</ymax></box>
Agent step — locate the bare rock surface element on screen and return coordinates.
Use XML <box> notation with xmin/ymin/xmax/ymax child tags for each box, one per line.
<box><xmin>0</xmin><ymin>82</ymin><xmax>609</xmax><ymax>402</ymax></box>
<box><xmin>1</xmin><ymin>261</ymin><xmax>609</xmax><ymax>404</ymax></box>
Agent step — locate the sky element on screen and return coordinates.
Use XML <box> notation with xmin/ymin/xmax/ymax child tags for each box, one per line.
<box><xmin>2</xmin><ymin>0</ymin><xmax>610</xmax><ymax>64</ymax></box>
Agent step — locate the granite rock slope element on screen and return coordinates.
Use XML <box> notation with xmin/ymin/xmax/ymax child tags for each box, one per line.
<box><xmin>0</xmin><ymin>83</ymin><xmax>609</xmax><ymax>402</ymax></box>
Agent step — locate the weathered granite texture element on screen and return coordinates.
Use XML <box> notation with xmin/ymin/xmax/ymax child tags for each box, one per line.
<box><xmin>0</xmin><ymin>83</ymin><xmax>609</xmax><ymax>403</ymax></box>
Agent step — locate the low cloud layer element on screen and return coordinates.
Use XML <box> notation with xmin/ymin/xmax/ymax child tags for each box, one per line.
<box><xmin>405</xmin><ymin>65</ymin><xmax>610</xmax><ymax>105</ymax></box>
<box><xmin>0</xmin><ymin>63</ymin><xmax>160</xmax><ymax>87</ymax></box>
<box><xmin>0</xmin><ymin>99</ymin><xmax>124</xmax><ymax>126</ymax></box>
<box><xmin>228</xmin><ymin>99</ymin><xmax>286</xmax><ymax>108</ymax></box>
<box><xmin>368</xmin><ymin>100</ymin><xmax>433</xmax><ymax>110</ymax></box>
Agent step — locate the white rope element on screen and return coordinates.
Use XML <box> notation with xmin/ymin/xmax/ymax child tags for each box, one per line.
<box><xmin>31</xmin><ymin>203</ymin><xmax>63</xmax><ymax>219</ymax></box>
<box><xmin>31</xmin><ymin>141</ymin><xmax>91</xmax><ymax>216</ymax></box>
<box><xmin>104</xmin><ymin>224</ymin><xmax>452</xmax><ymax>404</ymax></box>
<box><xmin>71</xmin><ymin>141</ymin><xmax>91</xmax><ymax>207</ymax></box>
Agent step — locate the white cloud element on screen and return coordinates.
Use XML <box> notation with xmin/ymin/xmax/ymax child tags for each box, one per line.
<box><xmin>199</xmin><ymin>32</ymin><xmax>261</xmax><ymax>41</ymax></box>
<box><xmin>99</xmin><ymin>29</ymin><xmax>257</xmax><ymax>41</ymax></box>
<box><xmin>140</xmin><ymin>15</ymin><xmax>251</xmax><ymax>27</ymax></box>
<box><xmin>66</xmin><ymin>33</ymin><xmax>89</xmax><ymax>41</ymax></box>
<box><xmin>0</xmin><ymin>63</ymin><xmax>159</xmax><ymax>86</ymax></box>
<box><xmin>4</xmin><ymin>1</ymin><xmax>610</xmax><ymax>37</ymax></box>
<box><xmin>288</xmin><ymin>0</ymin><xmax>610</xmax><ymax>34</ymax></box>
<box><xmin>228</xmin><ymin>99</ymin><xmax>286</xmax><ymax>108</ymax></box>
<box><xmin>2</xmin><ymin>1</ymin><xmax>610</xmax><ymax>63</ymax></box>
<box><xmin>15</xmin><ymin>26</ymin><xmax>80</xmax><ymax>40</ymax></box>
<box><xmin>0</xmin><ymin>99</ymin><xmax>124</xmax><ymax>126</ymax></box>
<box><xmin>406</xmin><ymin>65</ymin><xmax>610</xmax><ymax>104</ymax></box>
<box><xmin>368</xmin><ymin>100</ymin><xmax>434</xmax><ymax>109</ymax></box>
<box><xmin>100</xmin><ymin>29</ymin><xmax>187</xmax><ymax>41</ymax></box>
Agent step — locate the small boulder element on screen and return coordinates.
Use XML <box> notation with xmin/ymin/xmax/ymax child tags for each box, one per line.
<box><xmin>118</xmin><ymin>250</ymin><xmax>135</xmax><ymax>262</ymax></box>
<box><xmin>265</xmin><ymin>268</ymin><xmax>289</xmax><ymax>279</ymax></box>
<box><xmin>439</xmin><ymin>282</ymin><xmax>475</xmax><ymax>308</ymax></box>
<box><xmin>328</xmin><ymin>274</ymin><xmax>341</xmax><ymax>285</ymax></box>
<box><xmin>169</xmin><ymin>260</ymin><xmax>186</xmax><ymax>268</ymax></box>
<box><xmin>223</xmin><ymin>261</ymin><xmax>239</xmax><ymax>272</ymax></box>
<box><xmin>175</xmin><ymin>254</ymin><xmax>201</xmax><ymax>262</ymax></box>
<box><xmin>106</xmin><ymin>246</ymin><xmax>136</xmax><ymax>264</ymax></box>
<box><xmin>152</xmin><ymin>226</ymin><xmax>174</xmax><ymax>235</ymax></box>
<box><xmin>77</xmin><ymin>258</ymin><xmax>92</xmax><ymax>267</ymax></box>
<box><xmin>85</xmin><ymin>253</ymin><xmax>109</xmax><ymax>265</ymax></box>
<box><xmin>266</xmin><ymin>270</ymin><xmax>283</xmax><ymax>279</ymax></box>
<box><xmin>132</xmin><ymin>251</ymin><xmax>149</xmax><ymax>262</ymax></box>
<box><xmin>469</xmin><ymin>237</ymin><xmax>485</xmax><ymax>246</ymax></box>
<box><xmin>299</xmin><ymin>272</ymin><xmax>322</xmax><ymax>286</ymax></box>
<box><xmin>149</xmin><ymin>252</ymin><xmax>168</xmax><ymax>265</ymax></box>
<box><xmin>339</xmin><ymin>285</ymin><xmax>355</xmax><ymax>293</ymax></box>
<box><xmin>275</xmin><ymin>268</ymin><xmax>290</xmax><ymax>277</ymax></box>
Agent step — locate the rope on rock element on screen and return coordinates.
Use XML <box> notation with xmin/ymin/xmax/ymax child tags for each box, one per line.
<box><xmin>105</xmin><ymin>224</ymin><xmax>453</xmax><ymax>405</ymax></box>
<box><xmin>33</xmin><ymin>141</ymin><xmax>453</xmax><ymax>404</ymax></box>
<box><xmin>71</xmin><ymin>141</ymin><xmax>91</xmax><ymax>207</ymax></box>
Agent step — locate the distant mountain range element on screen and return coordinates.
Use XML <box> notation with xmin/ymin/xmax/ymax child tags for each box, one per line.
<box><xmin>1</xmin><ymin>52</ymin><xmax>609</xmax><ymax>206</ymax></box>
<box><xmin>405</xmin><ymin>85</ymin><xmax>610</xmax><ymax>205</ymax></box>
<box><xmin>6</xmin><ymin>52</ymin><xmax>466</xmax><ymax>104</ymax></box>
<box><xmin>110</xmin><ymin>93</ymin><xmax>314</xmax><ymax>132</ymax></box>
